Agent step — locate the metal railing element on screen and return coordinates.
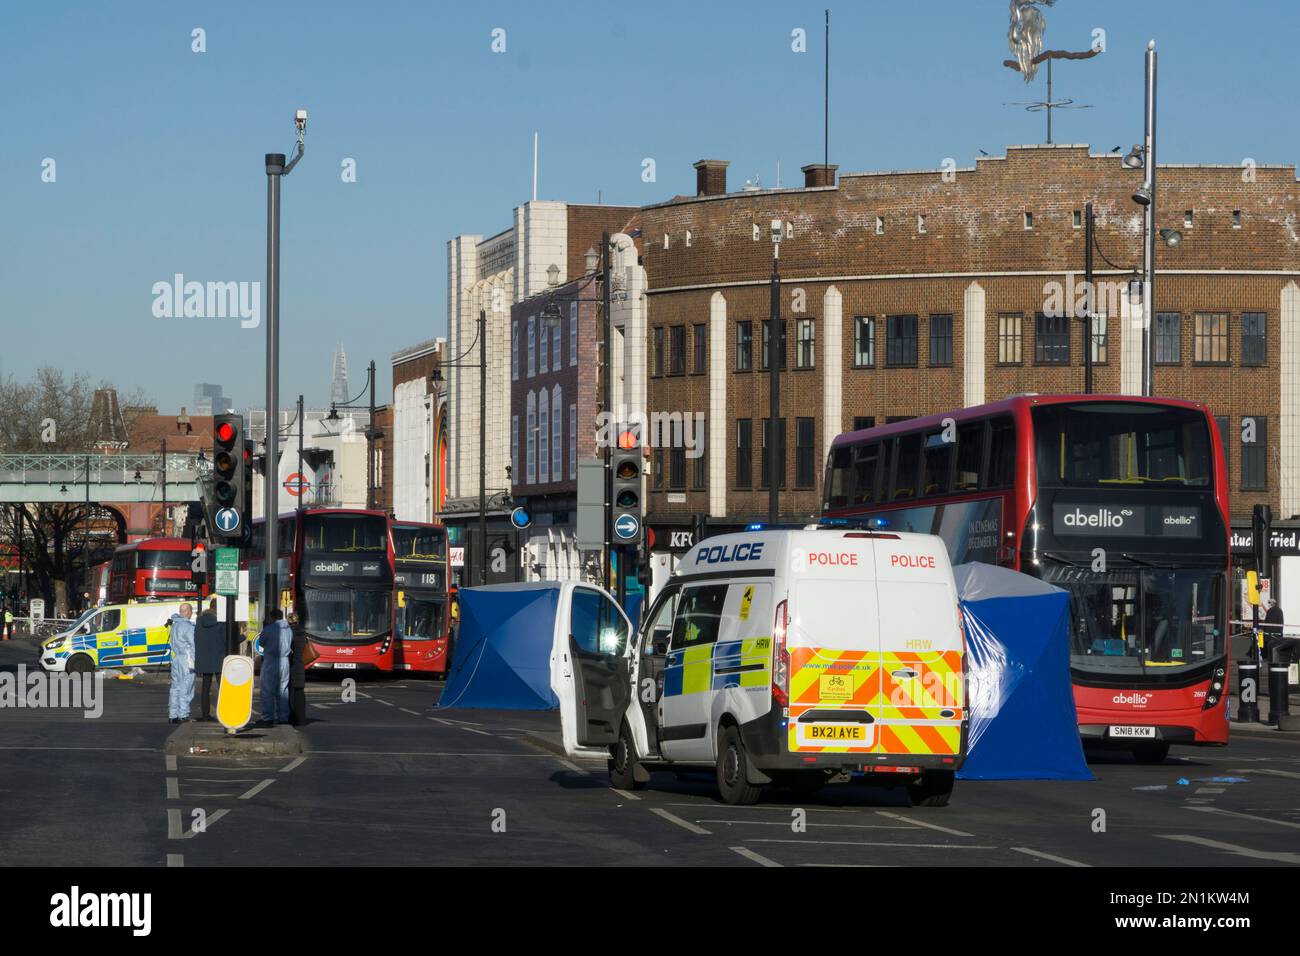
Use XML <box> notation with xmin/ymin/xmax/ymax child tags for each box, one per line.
<box><xmin>0</xmin><ymin>453</ymin><xmax>208</xmax><ymax>484</ymax></box>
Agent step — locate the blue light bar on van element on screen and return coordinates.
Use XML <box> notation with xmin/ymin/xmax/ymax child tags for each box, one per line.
<box><xmin>817</xmin><ymin>516</ymin><xmax>891</xmax><ymax>530</ymax></box>
<box><xmin>745</xmin><ymin>523</ymin><xmax>766</xmax><ymax>531</ymax></box>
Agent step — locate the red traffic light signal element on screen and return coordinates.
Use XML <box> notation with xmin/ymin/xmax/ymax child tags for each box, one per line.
<box><xmin>216</xmin><ymin>421</ymin><xmax>236</xmax><ymax>444</ymax></box>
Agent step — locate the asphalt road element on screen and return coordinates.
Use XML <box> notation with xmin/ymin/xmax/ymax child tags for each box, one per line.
<box><xmin>4</xmin><ymin>638</ymin><xmax>1300</xmax><ymax>868</ymax></box>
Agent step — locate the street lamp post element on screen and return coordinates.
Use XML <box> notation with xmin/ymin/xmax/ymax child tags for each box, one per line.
<box><xmin>263</xmin><ymin>109</ymin><xmax>306</xmax><ymax>616</ymax></box>
<box><xmin>1084</xmin><ymin>202</ymin><xmax>1095</xmax><ymax>394</ymax></box>
<box><xmin>768</xmin><ymin>220</ymin><xmax>783</xmax><ymax>525</ymax></box>
<box><xmin>1141</xmin><ymin>40</ymin><xmax>1158</xmax><ymax>397</ymax></box>
<box><xmin>327</xmin><ymin>361</ymin><xmax>379</xmax><ymax>511</ymax></box>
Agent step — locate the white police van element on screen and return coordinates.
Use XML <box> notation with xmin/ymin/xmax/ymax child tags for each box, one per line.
<box><xmin>560</xmin><ymin>528</ymin><xmax>968</xmax><ymax>805</ymax></box>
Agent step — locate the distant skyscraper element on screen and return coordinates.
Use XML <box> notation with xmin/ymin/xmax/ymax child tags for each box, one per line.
<box><xmin>192</xmin><ymin>382</ymin><xmax>233</xmax><ymax>416</ymax></box>
<box><xmin>331</xmin><ymin>343</ymin><xmax>351</xmax><ymax>406</ymax></box>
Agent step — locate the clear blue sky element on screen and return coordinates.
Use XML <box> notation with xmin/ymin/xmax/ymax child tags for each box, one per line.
<box><xmin>3</xmin><ymin>0</ymin><xmax>1295</xmax><ymax>413</ymax></box>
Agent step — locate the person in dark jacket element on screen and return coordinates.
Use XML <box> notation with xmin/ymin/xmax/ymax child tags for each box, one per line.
<box><xmin>286</xmin><ymin>613</ymin><xmax>309</xmax><ymax>727</ymax></box>
<box><xmin>194</xmin><ymin>599</ymin><xmax>226</xmax><ymax>721</ymax></box>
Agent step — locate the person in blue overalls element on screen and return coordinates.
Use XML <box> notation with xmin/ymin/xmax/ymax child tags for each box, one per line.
<box><xmin>167</xmin><ymin>604</ymin><xmax>197</xmax><ymax>724</ymax></box>
<box><xmin>258</xmin><ymin>609</ymin><xmax>291</xmax><ymax>724</ymax></box>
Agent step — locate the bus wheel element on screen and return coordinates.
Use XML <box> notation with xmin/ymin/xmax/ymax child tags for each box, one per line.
<box><xmin>1132</xmin><ymin>742</ymin><xmax>1170</xmax><ymax>765</ymax></box>
<box><xmin>907</xmin><ymin>770</ymin><xmax>955</xmax><ymax>807</ymax></box>
<box><xmin>716</xmin><ymin>724</ymin><xmax>762</xmax><ymax>806</ymax></box>
<box><xmin>66</xmin><ymin>655</ymin><xmax>94</xmax><ymax>675</ymax></box>
<box><xmin>608</xmin><ymin>722</ymin><xmax>645</xmax><ymax>791</ymax></box>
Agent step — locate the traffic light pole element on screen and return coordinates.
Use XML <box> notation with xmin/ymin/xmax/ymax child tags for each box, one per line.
<box><xmin>602</xmin><ymin>231</ymin><xmax>612</xmax><ymax>595</ymax></box>
<box><xmin>264</xmin><ymin>152</ymin><xmax>284</xmax><ymax>616</ymax></box>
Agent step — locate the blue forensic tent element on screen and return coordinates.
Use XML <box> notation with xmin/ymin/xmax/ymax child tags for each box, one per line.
<box><xmin>439</xmin><ymin>583</ymin><xmax>561</xmax><ymax>710</ymax></box>
<box><xmin>954</xmin><ymin>563</ymin><xmax>1093</xmax><ymax>781</ymax></box>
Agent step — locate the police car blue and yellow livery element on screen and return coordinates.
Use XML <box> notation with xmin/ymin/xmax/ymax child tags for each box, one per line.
<box><xmin>39</xmin><ymin>602</ymin><xmax>186</xmax><ymax>673</ymax></box>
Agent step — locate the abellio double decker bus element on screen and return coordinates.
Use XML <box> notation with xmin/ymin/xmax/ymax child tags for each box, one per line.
<box><xmin>250</xmin><ymin>509</ymin><xmax>396</xmax><ymax>673</ymax></box>
<box><xmin>823</xmin><ymin>395</ymin><xmax>1230</xmax><ymax>762</ymax></box>
<box><xmin>108</xmin><ymin>538</ymin><xmax>207</xmax><ymax>604</ymax></box>
<box><xmin>391</xmin><ymin>522</ymin><xmax>451</xmax><ymax>675</ymax></box>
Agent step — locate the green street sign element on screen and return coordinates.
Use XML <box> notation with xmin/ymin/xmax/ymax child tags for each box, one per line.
<box><xmin>215</xmin><ymin>547</ymin><xmax>240</xmax><ymax>597</ymax></box>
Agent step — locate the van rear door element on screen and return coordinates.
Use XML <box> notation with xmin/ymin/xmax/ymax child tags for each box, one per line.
<box><xmin>786</xmin><ymin>535</ymin><xmax>881</xmax><ymax>755</ymax></box>
<box><xmin>562</xmin><ymin>587</ymin><xmax>634</xmax><ymax>754</ymax></box>
<box><xmin>872</xmin><ymin>537</ymin><xmax>964</xmax><ymax>759</ymax></box>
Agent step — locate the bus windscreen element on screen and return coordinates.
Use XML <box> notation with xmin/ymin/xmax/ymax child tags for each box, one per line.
<box><xmin>1032</xmin><ymin>402</ymin><xmax>1212</xmax><ymax>489</ymax></box>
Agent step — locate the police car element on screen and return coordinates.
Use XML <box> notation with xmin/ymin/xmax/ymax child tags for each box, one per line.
<box><xmin>558</xmin><ymin>529</ymin><xmax>968</xmax><ymax>806</ymax></box>
<box><xmin>39</xmin><ymin>601</ymin><xmax>185</xmax><ymax>673</ymax></box>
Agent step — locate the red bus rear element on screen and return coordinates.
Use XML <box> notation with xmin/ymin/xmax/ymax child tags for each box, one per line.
<box><xmin>822</xmin><ymin>395</ymin><xmax>1230</xmax><ymax>761</ymax></box>
<box><xmin>108</xmin><ymin>538</ymin><xmax>206</xmax><ymax>604</ymax></box>
<box><xmin>391</xmin><ymin>522</ymin><xmax>451</xmax><ymax>675</ymax></box>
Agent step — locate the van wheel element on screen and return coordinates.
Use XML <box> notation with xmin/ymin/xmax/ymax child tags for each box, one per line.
<box><xmin>907</xmin><ymin>770</ymin><xmax>955</xmax><ymax>807</ymax></box>
<box><xmin>608</xmin><ymin>722</ymin><xmax>645</xmax><ymax>791</ymax></box>
<box><xmin>716</xmin><ymin>724</ymin><xmax>762</xmax><ymax>806</ymax></box>
<box><xmin>67</xmin><ymin>655</ymin><xmax>94</xmax><ymax>675</ymax></box>
<box><xmin>1133</xmin><ymin>742</ymin><xmax>1170</xmax><ymax>765</ymax></box>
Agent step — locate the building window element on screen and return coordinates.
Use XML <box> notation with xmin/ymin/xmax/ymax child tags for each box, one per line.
<box><xmin>570</xmin><ymin>303</ymin><xmax>579</xmax><ymax>366</ymax></box>
<box><xmin>1155</xmin><ymin>313</ymin><xmax>1181</xmax><ymax>365</ymax></box>
<box><xmin>1242</xmin><ymin>312</ymin><xmax>1266</xmax><ymax>366</ymax></box>
<box><xmin>692</xmin><ymin>444</ymin><xmax>707</xmax><ymax>490</ymax></box>
<box><xmin>796</xmin><ymin>319</ymin><xmax>815</xmax><ymax>368</ymax></box>
<box><xmin>538</xmin><ymin>387</ymin><xmax>549</xmax><ymax>484</ymax></box>
<box><xmin>852</xmin><ymin>416</ymin><xmax>875</xmax><ymax>431</ymax></box>
<box><xmin>736</xmin><ymin>321</ymin><xmax>753</xmax><ymax>371</ymax></box>
<box><xmin>736</xmin><ymin>419</ymin><xmax>753</xmax><ymax>488</ymax></box>
<box><xmin>1034</xmin><ymin>312</ymin><xmax>1069</xmax><ymax>365</ymax></box>
<box><xmin>527</xmin><ymin>316</ymin><xmax>536</xmax><ymax>377</ymax></box>
<box><xmin>669</xmin><ymin>325</ymin><xmax>686</xmax><ymax>374</ymax></box>
<box><xmin>511</xmin><ymin>414</ymin><xmax>519</xmax><ymax>480</ymax></box>
<box><xmin>928</xmin><ymin>314</ymin><xmax>953</xmax><ymax>366</ymax></box>
<box><xmin>1232</xmin><ymin>209</ymin><xmax>1241</xmax><ymax>228</ymax></box>
<box><xmin>1194</xmin><ymin>312</ymin><xmax>1229</xmax><ymax>364</ymax></box>
<box><xmin>654</xmin><ymin>326</ymin><xmax>665</xmax><ymax>376</ymax></box>
<box><xmin>1184</xmin><ymin>209</ymin><xmax>1194</xmax><ymax>229</ymax></box>
<box><xmin>552</xmin><ymin>317</ymin><xmax>562</xmax><ymax>370</ymax></box>
<box><xmin>654</xmin><ymin>447</ymin><xmax>663</xmax><ymax>490</ymax></box>
<box><xmin>886</xmin><ymin>315</ymin><xmax>918</xmax><ymax>367</ymax></box>
<box><xmin>875</xmin><ymin>216</ymin><xmax>884</xmax><ymax>235</ymax></box>
<box><xmin>795</xmin><ymin>417</ymin><xmax>816</xmax><ymax>488</ymax></box>
<box><xmin>526</xmin><ymin>392</ymin><xmax>537</xmax><ymax>484</ymax></box>
<box><xmin>917</xmin><ymin>214</ymin><xmax>926</xmax><ymax>234</ymax></box>
<box><xmin>540</xmin><ymin>323</ymin><xmax>549</xmax><ymax>374</ymax></box>
<box><xmin>1215</xmin><ymin>415</ymin><xmax>1230</xmax><ymax>485</ymax></box>
<box><xmin>854</xmin><ymin>316</ymin><xmax>875</xmax><ymax>367</ymax></box>
<box><xmin>670</xmin><ymin>446</ymin><xmax>686</xmax><ymax>490</ymax></box>
<box><xmin>1072</xmin><ymin>209</ymin><xmax>1082</xmax><ymax>229</ymax></box>
<box><xmin>760</xmin><ymin>418</ymin><xmax>786</xmax><ymax>490</ymax></box>
<box><xmin>997</xmin><ymin>312</ymin><xmax>1023</xmax><ymax>364</ymax></box>
<box><xmin>551</xmin><ymin>386</ymin><xmax>562</xmax><ymax>482</ymax></box>
<box><xmin>693</xmin><ymin>323</ymin><xmax>707</xmax><ymax>373</ymax></box>
<box><xmin>1241</xmin><ymin>415</ymin><xmax>1268</xmax><ymax>490</ymax></box>
<box><xmin>511</xmin><ymin>320</ymin><xmax>519</xmax><ymax>381</ymax></box>
<box><xmin>761</xmin><ymin>320</ymin><xmax>786</xmax><ymax>370</ymax></box>
<box><xmin>1088</xmin><ymin>314</ymin><xmax>1108</xmax><ymax>365</ymax></box>
<box><xmin>568</xmin><ymin>404</ymin><xmax>577</xmax><ymax>479</ymax></box>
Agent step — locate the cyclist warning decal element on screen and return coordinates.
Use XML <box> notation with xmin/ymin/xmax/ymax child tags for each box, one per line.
<box><xmin>739</xmin><ymin>586</ymin><xmax>754</xmax><ymax>622</ymax></box>
<box><xmin>819</xmin><ymin>672</ymin><xmax>853</xmax><ymax>701</ymax></box>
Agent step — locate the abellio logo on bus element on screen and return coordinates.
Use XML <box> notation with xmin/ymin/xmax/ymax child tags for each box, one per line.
<box><xmin>1053</xmin><ymin>504</ymin><xmax>1142</xmax><ymax>537</ymax></box>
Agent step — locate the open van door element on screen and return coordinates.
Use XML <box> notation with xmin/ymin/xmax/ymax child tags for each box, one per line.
<box><xmin>558</xmin><ymin>586</ymin><xmax>633</xmax><ymax>756</ymax></box>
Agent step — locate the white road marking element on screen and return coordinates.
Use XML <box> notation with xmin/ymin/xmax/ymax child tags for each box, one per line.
<box><xmin>167</xmin><ymin>809</ymin><xmax>183</xmax><ymax>839</ymax></box>
<box><xmin>238</xmin><ymin>778</ymin><xmax>276</xmax><ymax>800</ymax></box>
<box><xmin>183</xmin><ymin>809</ymin><xmax>229</xmax><ymax>838</ymax></box>
<box><xmin>730</xmin><ymin>846</ymin><xmax>782</xmax><ymax>867</ymax></box>
<box><xmin>165</xmin><ymin>756</ymin><xmax>177</xmax><ymax>771</ymax></box>
<box><xmin>557</xmin><ymin>759</ymin><xmax>584</xmax><ymax>772</ymax></box>
<box><xmin>279</xmin><ymin>756</ymin><xmax>307</xmax><ymax>774</ymax></box>
<box><xmin>1234</xmin><ymin>767</ymin><xmax>1300</xmax><ymax>780</ymax></box>
<box><xmin>876</xmin><ymin>811</ymin><xmax>973</xmax><ymax>836</ymax></box>
<box><xmin>400</xmin><ymin>708</ymin><xmax>422</xmax><ymax>716</ymax></box>
<box><xmin>166</xmin><ymin>854</ymin><xmax>184</xmax><ymax>867</ymax></box>
<box><xmin>610</xmin><ymin>788</ymin><xmax>643</xmax><ymax>802</ymax></box>
<box><xmin>463</xmin><ymin>727</ymin><xmax>495</xmax><ymax>737</ymax></box>
<box><xmin>1011</xmin><ymin>846</ymin><xmax>1091</xmax><ymax>867</ymax></box>
<box><xmin>697</xmin><ymin>819</ymin><xmax>916</xmax><ymax>829</ymax></box>
<box><xmin>1186</xmin><ymin>805</ymin><xmax>1300</xmax><ymax>830</ymax></box>
<box><xmin>748</xmin><ymin>838</ymin><xmax>994</xmax><ymax>849</ymax></box>
<box><xmin>166</xmin><ymin>778</ymin><xmax>179</xmax><ymax>800</ymax></box>
<box><xmin>374</xmin><ymin>699</ymin><xmax>394</xmax><ymax>707</ymax></box>
<box><xmin>1196</xmin><ymin>787</ymin><xmax>1225</xmax><ymax>795</ymax></box>
<box><xmin>1158</xmin><ymin>833</ymin><xmax>1300</xmax><ymax>865</ymax></box>
<box><xmin>650</xmin><ymin>807</ymin><xmax>711</xmax><ymax>835</ymax></box>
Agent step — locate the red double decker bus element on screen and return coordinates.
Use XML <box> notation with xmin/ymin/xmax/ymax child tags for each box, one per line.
<box><xmin>108</xmin><ymin>538</ymin><xmax>206</xmax><ymax>604</ymax></box>
<box><xmin>249</xmin><ymin>509</ymin><xmax>397</xmax><ymax>673</ymax></box>
<box><xmin>822</xmin><ymin>395</ymin><xmax>1230</xmax><ymax>762</ymax></box>
<box><xmin>391</xmin><ymin>522</ymin><xmax>452</xmax><ymax>675</ymax></box>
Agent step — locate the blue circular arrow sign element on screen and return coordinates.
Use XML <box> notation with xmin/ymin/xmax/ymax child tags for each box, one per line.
<box><xmin>613</xmin><ymin>513</ymin><xmax>640</xmax><ymax>541</ymax></box>
<box><xmin>215</xmin><ymin>508</ymin><xmax>241</xmax><ymax>533</ymax></box>
<box><xmin>510</xmin><ymin>506</ymin><xmax>532</xmax><ymax>530</ymax></box>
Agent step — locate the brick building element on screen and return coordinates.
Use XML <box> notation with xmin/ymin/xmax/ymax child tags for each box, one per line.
<box><xmin>390</xmin><ymin>338</ymin><xmax>445</xmax><ymax>522</ymax></box>
<box><xmin>636</xmin><ymin>146</ymin><xmax>1300</xmax><ymax>555</ymax></box>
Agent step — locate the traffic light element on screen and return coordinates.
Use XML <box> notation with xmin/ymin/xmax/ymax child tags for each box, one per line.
<box><xmin>210</xmin><ymin>414</ymin><xmax>246</xmax><ymax>543</ymax></box>
<box><xmin>611</xmin><ymin>423</ymin><xmax>644</xmax><ymax>543</ymax></box>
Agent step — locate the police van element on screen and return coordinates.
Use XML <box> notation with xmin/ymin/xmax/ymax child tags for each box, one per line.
<box><xmin>38</xmin><ymin>601</ymin><xmax>187</xmax><ymax>673</ymax></box>
<box><xmin>559</xmin><ymin>529</ymin><xmax>968</xmax><ymax>806</ymax></box>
